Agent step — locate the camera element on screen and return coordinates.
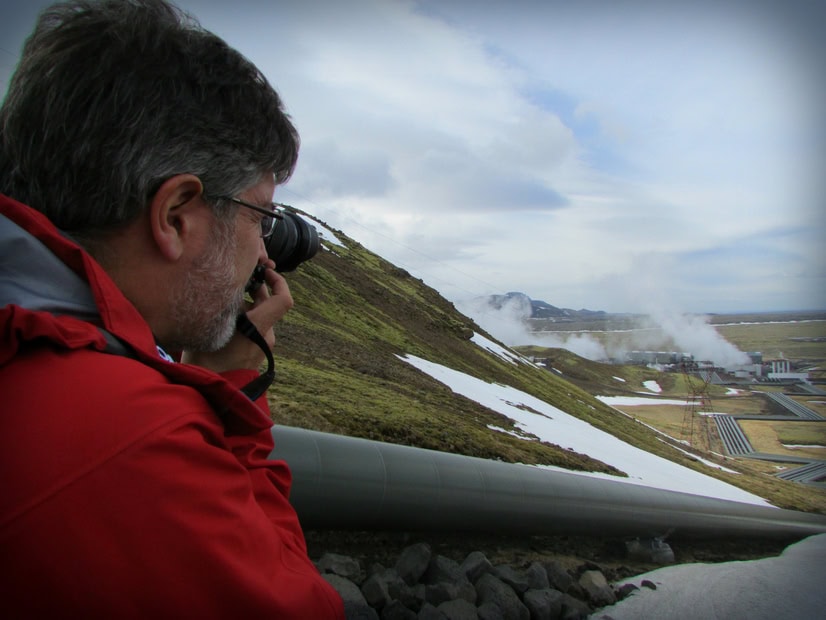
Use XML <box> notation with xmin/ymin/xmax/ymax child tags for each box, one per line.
<box><xmin>245</xmin><ymin>208</ymin><xmax>319</xmax><ymax>293</ymax></box>
<box><xmin>266</xmin><ymin>208</ymin><xmax>320</xmax><ymax>272</ymax></box>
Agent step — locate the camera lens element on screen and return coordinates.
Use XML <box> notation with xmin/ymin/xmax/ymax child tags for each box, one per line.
<box><xmin>263</xmin><ymin>209</ymin><xmax>320</xmax><ymax>272</ymax></box>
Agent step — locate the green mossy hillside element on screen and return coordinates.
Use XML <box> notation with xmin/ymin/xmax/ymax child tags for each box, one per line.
<box><xmin>272</xmin><ymin>219</ymin><xmax>699</xmax><ymax>478</ymax></box>
<box><xmin>267</xmin><ymin>214</ymin><xmax>824</xmax><ymax>513</ymax></box>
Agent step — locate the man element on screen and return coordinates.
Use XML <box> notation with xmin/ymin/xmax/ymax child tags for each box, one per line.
<box><xmin>0</xmin><ymin>0</ymin><xmax>344</xmax><ymax>617</ymax></box>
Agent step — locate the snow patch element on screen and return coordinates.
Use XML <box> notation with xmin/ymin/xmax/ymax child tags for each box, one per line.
<box><xmin>470</xmin><ymin>332</ymin><xmax>529</xmax><ymax>366</ymax></box>
<box><xmin>399</xmin><ymin>354</ymin><xmax>771</xmax><ymax>506</ymax></box>
<box><xmin>643</xmin><ymin>380</ymin><xmax>662</xmax><ymax>393</ymax></box>
<box><xmin>662</xmin><ymin>439</ymin><xmax>741</xmax><ymax>474</ymax></box>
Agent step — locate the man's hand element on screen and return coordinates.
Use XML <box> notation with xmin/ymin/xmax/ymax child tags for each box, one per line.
<box><xmin>181</xmin><ymin>261</ymin><xmax>293</xmax><ymax>373</ymax></box>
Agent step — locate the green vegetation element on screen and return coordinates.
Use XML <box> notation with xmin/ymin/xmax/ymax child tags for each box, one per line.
<box><xmin>715</xmin><ymin>319</ymin><xmax>826</xmax><ymax>364</ymax></box>
<box><xmin>775</xmin><ymin>421</ymin><xmax>826</xmax><ymax>448</ymax></box>
<box><xmin>270</xmin><ymin>217</ymin><xmax>826</xmax><ymax>514</ymax></box>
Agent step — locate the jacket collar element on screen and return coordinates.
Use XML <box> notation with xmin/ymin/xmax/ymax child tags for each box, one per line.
<box><xmin>0</xmin><ymin>202</ymin><xmax>99</xmax><ymax>322</ymax></box>
<box><xmin>0</xmin><ymin>193</ymin><xmax>271</xmax><ymax>432</ymax></box>
<box><xmin>0</xmin><ymin>193</ymin><xmax>158</xmax><ymax>355</ymax></box>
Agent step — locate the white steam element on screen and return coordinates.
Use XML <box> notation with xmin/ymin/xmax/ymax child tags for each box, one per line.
<box><xmin>455</xmin><ymin>296</ymin><xmax>609</xmax><ymax>360</ymax></box>
<box><xmin>456</xmin><ymin>295</ymin><xmax>751</xmax><ymax>367</ymax></box>
<box><xmin>646</xmin><ymin>308</ymin><xmax>751</xmax><ymax>367</ymax></box>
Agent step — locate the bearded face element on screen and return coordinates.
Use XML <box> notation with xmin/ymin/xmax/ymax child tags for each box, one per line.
<box><xmin>167</xmin><ymin>216</ymin><xmax>245</xmax><ymax>353</ymax></box>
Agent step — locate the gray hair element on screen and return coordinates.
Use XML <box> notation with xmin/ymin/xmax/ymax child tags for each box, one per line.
<box><xmin>0</xmin><ymin>0</ymin><xmax>299</xmax><ymax>242</ymax></box>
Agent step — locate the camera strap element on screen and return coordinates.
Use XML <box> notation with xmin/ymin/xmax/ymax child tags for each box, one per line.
<box><xmin>235</xmin><ymin>312</ymin><xmax>276</xmax><ymax>401</ymax></box>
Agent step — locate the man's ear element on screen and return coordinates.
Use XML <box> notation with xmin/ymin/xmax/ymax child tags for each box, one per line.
<box><xmin>148</xmin><ymin>174</ymin><xmax>205</xmax><ymax>261</ymax></box>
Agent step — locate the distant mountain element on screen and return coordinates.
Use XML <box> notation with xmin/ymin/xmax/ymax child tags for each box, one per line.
<box><xmin>486</xmin><ymin>291</ymin><xmax>607</xmax><ymax>321</ymax></box>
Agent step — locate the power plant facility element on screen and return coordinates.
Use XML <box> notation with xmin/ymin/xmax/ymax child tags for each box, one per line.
<box><xmin>620</xmin><ymin>350</ymin><xmax>813</xmax><ymax>386</ymax></box>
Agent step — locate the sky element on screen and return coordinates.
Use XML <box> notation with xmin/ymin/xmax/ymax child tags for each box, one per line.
<box><xmin>401</xmin><ymin>331</ymin><xmax>771</xmax><ymax>506</ymax></box>
<box><xmin>1</xmin><ymin>0</ymin><xmax>825</xmax><ymax>314</ymax></box>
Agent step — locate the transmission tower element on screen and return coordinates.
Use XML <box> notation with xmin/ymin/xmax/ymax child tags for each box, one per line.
<box><xmin>681</xmin><ymin>361</ymin><xmax>714</xmax><ymax>449</ymax></box>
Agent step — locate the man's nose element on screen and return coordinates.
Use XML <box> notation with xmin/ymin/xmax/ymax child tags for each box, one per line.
<box><xmin>257</xmin><ymin>237</ymin><xmax>268</xmax><ymax>263</ymax></box>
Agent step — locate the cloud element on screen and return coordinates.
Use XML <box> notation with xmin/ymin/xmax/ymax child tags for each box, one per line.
<box><xmin>294</xmin><ymin>140</ymin><xmax>394</xmax><ymax>199</ymax></box>
<box><xmin>189</xmin><ymin>1</ymin><xmax>580</xmax><ymax>216</ymax></box>
<box><xmin>3</xmin><ymin>0</ymin><xmax>823</xmax><ymax>314</ymax></box>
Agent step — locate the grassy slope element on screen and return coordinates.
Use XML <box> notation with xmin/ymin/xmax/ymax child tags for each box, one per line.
<box><xmin>267</xmin><ymin>219</ymin><xmax>825</xmax><ymax>513</ymax></box>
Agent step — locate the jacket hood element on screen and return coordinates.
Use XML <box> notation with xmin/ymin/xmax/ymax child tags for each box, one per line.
<box><xmin>0</xmin><ymin>194</ymin><xmax>271</xmax><ymax>431</ymax></box>
<box><xmin>0</xmin><ymin>193</ymin><xmax>160</xmax><ymax>357</ymax></box>
<box><xmin>0</xmin><ymin>206</ymin><xmax>99</xmax><ymax>323</ymax></box>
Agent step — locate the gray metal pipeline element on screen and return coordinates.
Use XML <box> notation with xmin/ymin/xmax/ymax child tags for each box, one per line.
<box><xmin>271</xmin><ymin>425</ymin><xmax>826</xmax><ymax>540</ymax></box>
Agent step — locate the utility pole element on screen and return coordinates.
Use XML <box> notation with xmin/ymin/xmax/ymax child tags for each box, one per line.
<box><xmin>681</xmin><ymin>361</ymin><xmax>714</xmax><ymax>449</ymax></box>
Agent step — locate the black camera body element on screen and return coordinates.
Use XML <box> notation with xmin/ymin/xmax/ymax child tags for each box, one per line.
<box><xmin>245</xmin><ymin>208</ymin><xmax>319</xmax><ymax>293</ymax></box>
<box><xmin>266</xmin><ymin>208</ymin><xmax>320</xmax><ymax>272</ymax></box>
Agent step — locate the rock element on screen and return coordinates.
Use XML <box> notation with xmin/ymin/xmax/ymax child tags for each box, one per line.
<box><xmin>417</xmin><ymin>602</ymin><xmax>448</xmax><ymax>619</ymax></box>
<box><xmin>523</xmin><ymin>588</ymin><xmax>564</xmax><ymax>620</ymax></box>
<box><xmin>460</xmin><ymin>550</ymin><xmax>493</xmax><ymax>583</ymax></box>
<box><xmin>581</xmin><ymin>560</ymin><xmax>604</xmax><ymax>573</ymax></box>
<box><xmin>381</xmin><ymin>599</ymin><xmax>417</xmax><ymax>620</ymax></box>
<box><xmin>560</xmin><ymin>593</ymin><xmax>592</xmax><ymax>620</ymax></box>
<box><xmin>436</xmin><ymin>598</ymin><xmax>478</xmax><ymax>620</ymax></box>
<box><xmin>424</xmin><ymin>576</ymin><xmax>476</xmax><ymax>607</ymax></box>
<box><xmin>309</xmin><ymin>537</ymin><xmax>657</xmax><ymax>619</ymax></box>
<box><xmin>565</xmin><ymin>580</ymin><xmax>586</xmax><ymax>601</ymax></box>
<box><xmin>405</xmin><ymin>584</ymin><xmax>427</xmax><ymax>612</ymax></box>
<box><xmin>615</xmin><ymin>583</ymin><xmax>639</xmax><ymax>600</ymax></box>
<box><xmin>477</xmin><ymin>602</ymin><xmax>504</xmax><ymax>620</ymax></box>
<box><xmin>526</xmin><ymin>562</ymin><xmax>550</xmax><ymax>590</ymax></box>
<box><xmin>397</xmin><ymin>543</ymin><xmax>432</xmax><ymax>586</ymax></box>
<box><xmin>417</xmin><ymin>552</ymin><xmax>477</xmax><ymax>609</ymax></box>
<box><xmin>455</xmin><ymin>578</ymin><xmax>477</xmax><ymax>605</ymax></box>
<box><xmin>370</xmin><ymin>562</ymin><xmax>388</xmax><ymax>576</ymax></box>
<box><xmin>543</xmin><ymin>560</ymin><xmax>574</xmax><ymax>594</ymax></box>
<box><xmin>425</xmin><ymin>582</ymin><xmax>458</xmax><ymax>607</ymax></box>
<box><xmin>362</xmin><ymin>568</ymin><xmax>407</xmax><ymax>609</ymax></box>
<box><xmin>362</xmin><ymin>574</ymin><xmax>392</xmax><ymax>610</ymax></box>
<box><xmin>493</xmin><ymin>564</ymin><xmax>530</xmax><ymax>595</ymax></box>
<box><xmin>318</xmin><ymin>552</ymin><xmax>364</xmax><ymax>583</ymax></box>
<box><xmin>475</xmin><ymin>573</ymin><xmax>530</xmax><ymax>620</ymax></box>
<box><xmin>625</xmin><ymin>538</ymin><xmax>675</xmax><ymax>565</ymax></box>
<box><xmin>578</xmin><ymin>570</ymin><xmax>616</xmax><ymax>607</ymax></box>
<box><xmin>424</xmin><ymin>555</ymin><xmax>464</xmax><ymax>585</ymax></box>
<box><xmin>323</xmin><ymin>573</ymin><xmax>379</xmax><ymax>620</ymax></box>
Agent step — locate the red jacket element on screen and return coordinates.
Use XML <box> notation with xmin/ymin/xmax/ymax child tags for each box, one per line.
<box><xmin>0</xmin><ymin>195</ymin><xmax>344</xmax><ymax>618</ymax></box>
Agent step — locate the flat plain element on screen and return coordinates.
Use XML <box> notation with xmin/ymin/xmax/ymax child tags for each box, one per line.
<box><xmin>521</xmin><ymin>310</ymin><xmax>826</xmax><ymax>512</ymax></box>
